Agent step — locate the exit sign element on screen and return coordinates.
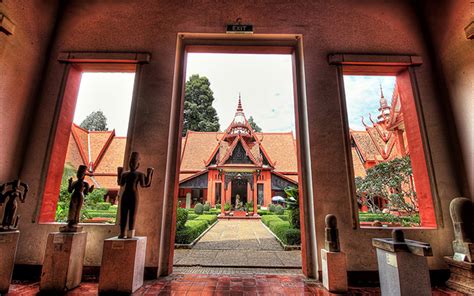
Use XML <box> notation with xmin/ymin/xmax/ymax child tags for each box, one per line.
<box><xmin>226</xmin><ymin>24</ymin><xmax>253</xmax><ymax>34</ymax></box>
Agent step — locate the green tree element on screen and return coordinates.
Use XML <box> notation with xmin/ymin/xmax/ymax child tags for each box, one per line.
<box><xmin>183</xmin><ymin>74</ymin><xmax>220</xmax><ymax>136</ymax></box>
<box><xmin>248</xmin><ymin>116</ymin><xmax>262</xmax><ymax>132</ymax></box>
<box><xmin>80</xmin><ymin>110</ymin><xmax>108</xmax><ymax>131</ymax></box>
<box><xmin>355</xmin><ymin>156</ymin><xmax>418</xmax><ymax>214</ymax></box>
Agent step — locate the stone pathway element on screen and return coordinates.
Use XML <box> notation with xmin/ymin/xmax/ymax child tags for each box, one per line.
<box><xmin>174</xmin><ymin>220</ymin><xmax>302</xmax><ymax>268</ymax></box>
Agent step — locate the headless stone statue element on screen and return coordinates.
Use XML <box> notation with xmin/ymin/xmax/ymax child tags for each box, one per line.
<box><xmin>0</xmin><ymin>179</ymin><xmax>28</xmax><ymax>231</ymax></box>
<box><xmin>449</xmin><ymin>197</ymin><xmax>474</xmax><ymax>262</ymax></box>
<box><xmin>325</xmin><ymin>214</ymin><xmax>340</xmax><ymax>252</ymax></box>
<box><xmin>60</xmin><ymin>165</ymin><xmax>93</xmax><ymax>232</ymax></box>
<box><xmin>117</xmin><ymin>152</ymin><xmax>154</xmax><ymax>238</ymax></box>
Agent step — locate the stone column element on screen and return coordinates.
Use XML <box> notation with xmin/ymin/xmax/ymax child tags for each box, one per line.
<box><xmin>372</xmin><ymin>229</ymin><xmax>433</xmax><ymax>296</ymax></box>
<box><xmin>99</xmin><ymin>236</ymin><xmax>147</xmax><ymax>294</ymax></box>
<box><xmin>40</xmin><ymin>231</ymin><xmax>87</xmax><ymax>292</ymax></box>
<box><xmin>253</xmin><ymin>174</ymin><xmax>257</xmax><ymax>215</ymax></box>
<box><xmin>0</xmin><ymin>230</ymin><xmax>20</xmax><ymax>294</ymax></box>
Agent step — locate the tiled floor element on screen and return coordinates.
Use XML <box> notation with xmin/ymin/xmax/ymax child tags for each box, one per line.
<box><xmin>7</xmin><ymin>274</ymin><xmax>466</xmax><ymax>296</ymax></box>
<box><xmin>174</xmin><ymin>220</ymin><xmax>302</xmax><ymax>268</ymax></box>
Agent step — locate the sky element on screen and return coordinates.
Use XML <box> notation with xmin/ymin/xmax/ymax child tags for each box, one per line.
<box><xmin>186</xmin><ymin>53</ymin><xmax>296</xmax><ymax>133</ymax></box>
<box><xmin>343</xmin><ymin>75</ymin><xmax>396</xmax><ymax>130</ymax></box>
<box><xmin>72</xmin><ymin>56</ymin><xmax>396</xmax><ymax>137</ymax></box>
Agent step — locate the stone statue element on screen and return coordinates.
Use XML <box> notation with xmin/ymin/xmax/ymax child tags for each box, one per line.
<box><xmin>117</xmin><ymin>152</ymin><xmax>154</xmax><ymax>238</ymax></box>
<box><xmin>325</xmin><ymin>214</ymin><xmax>340</xmax><ymax>252</ymax></box>
<box><xmin>449</xmin><ymin>197</ymin><xmax>474</xmax><ymax>262</ymax></box>
<box><xmin>0</xmin><ymin>179</ymin><xmax>28</xmax><ymax>231</ymax></box>
<box><xmin>60</xmin><ymin>165</ymin><xmax>94</xmax><ymax>232</ymax></box>
<box><xmin>235</xmin><ymin>194</ymin><xmax>242</xmax><ymax>210</ymax></box>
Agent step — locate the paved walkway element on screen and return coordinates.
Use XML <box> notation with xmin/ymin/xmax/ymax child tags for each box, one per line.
<box><xmin>173</xmin><ymin>220</ymin><xmax>302</xmax><ymax>268</ymax></box>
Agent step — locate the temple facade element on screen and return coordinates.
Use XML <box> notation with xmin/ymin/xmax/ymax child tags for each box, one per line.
<box><xmin>178</xmin><ymin>96</ymin><xmax>298</xmax><ymax>213</ymax></box>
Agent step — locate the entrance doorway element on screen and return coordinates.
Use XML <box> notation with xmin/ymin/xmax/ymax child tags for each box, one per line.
<box><xmin>231</xmin><ymin>178</ymin><xmax>248</xmax><ymax>208</ymax></box>
<box><xmin>159</xmin><ymin>34</ymin><xmax>317</xmax><ymax>279</ymax></box>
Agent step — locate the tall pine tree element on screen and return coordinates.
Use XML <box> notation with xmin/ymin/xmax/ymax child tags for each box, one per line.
<box><xmin>80</xmin><ymin>110</ymin><xmax>108</xmax><ymax>131</ymax></box>
<box><xmin>183</xmin><ymin>74</ymin><xmax>220</xmax><ymax>136</ymax></box>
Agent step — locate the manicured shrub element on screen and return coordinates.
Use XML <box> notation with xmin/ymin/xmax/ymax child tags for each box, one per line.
<box><xmin>196</xmin><ymin>214</ymin><xmax>217</xmax><ymax>225</ymax></box>
<box><xmin>275</xmin><ymin>205</ymin><xmax>284</xmax><ymax>215</ymax></box>
<box><xmin>175</xmin><ymin>220</ymin><xmax>208</xmax><ymax>244</ymax></box>
<box><xmin>284</xmin><ymin>229</ymin><xmax>301</xmax><ymax>245</ymax></box>
<box><xmin>194</xmin><ymin>203</ymin><xmax>204</xmax><ymax>215</ymax></box>
<box><xmin>224</xmin><ymin>202</ymin><xmax>231</xmax><ymax>211</ymax></box>
<box><xmin>87</xmin><ymin>210</ymin><xmax>117</xmax><ymax>218</ymax></box>
<box><xmin>289</xmin><ymin>207</ymin><xmax>300</xmax><ymax>229</ymax></box>
<box><xmin>187</xmin><ymin>213</ymin><xmax>198</xmax><ymax>220</ymax></box>
<box><xmin>110</xmin><ymin>205</ymin><xmax>118</xmax><ymax>211</ymax></box>
<box><xmin>261</xmin><ymin>215</ymin><xmax>284</xmax><ymax>227</ymax></box>
<box><xmin>203</xmin><ymin>202</ymin><xmax>211</xmax><ymax>212</ymax></box>
<box><xmin>270</xmin><ymin>221</ymin><xmax>291</xmax><ymax>241</ymax></box>
<box><xmin>257</xmin><ymin>205</ymin><xmax>261</xmax><ymax>209</ymax></box>
<box><xmin>176</xmin><ymin>206</ymin><xmax>188</xmax><ymax>231</ymax></box>
<box><xmin>277</xmin><ymin>215</ymin><xmax>289</xmax><ymax>221</ymax></box>
<box><xmin>216</xmin><ymin>203</ymin><xmax>221</xmax><ymax>209</ymax></box>
<box><xmin>95</xmin><ymin>202</ymin><xmax>111</xmax><ymax>210</ymax></box>
<box><xmin>269</xmin><ymin>204</ymin><xmax>276</xmax><ymax>213</ymax></box>
<box><xmin>257</xmin><ymin>209</ymin><xmax>271</xmax><ymax>215</ymax></box>
<box><xmin>208</xmin><ymin>208</ymin><xmax>220</xmax><ymax>215</ymax></box>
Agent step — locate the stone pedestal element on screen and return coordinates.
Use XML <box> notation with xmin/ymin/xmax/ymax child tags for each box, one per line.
<box><xmin>0</xmin><ymin>231</ymin><xmax>20</xmax><ymax>294</ymax></box>
<box><xmin>375</xmin><ymin>249</ymin><xmax>431</xmax><ymax>296</ymax></box>
<box><xmin>321</xmin><ymin>249</ymin><xmax>348</xmax><ymax>293</ymax></box>
<box><xmin>40</xmin><ymin>231</ymin><xmax>87</xmax><ymax>292</ymax></box>
<box><xmin>444</xmin><ymin>256</ymin><xmax>474</xmax><ymax>294</ymax></box>
<box><xmin>99</xmin><ymin>236</ymin><xmax>146</xmax><ymax>294</ymax></box>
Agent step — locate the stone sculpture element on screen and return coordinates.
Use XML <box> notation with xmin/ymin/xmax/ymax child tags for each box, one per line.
<box><xmin>444</xmin><ymin>197</ymin><xmax>474</xmax><ymax>294</ymax></box>
<box><xmin>325</xmin><ymin>214</ymin><xmax>340</xmax><ymax>252</ymax></box>
<box><xmin>60</xmin><ymin>165</ymin><xmax>93</xmax><ymax>232</ymax></box>
<box><xmin>117</xmin><ymin>152</ymin><xmax>154</xmax><ymax>238</ymax></box>
<box><xmin>0</xmin><ymin>179</ymin><xmax>28</xmax><ymax>231</ymax></box>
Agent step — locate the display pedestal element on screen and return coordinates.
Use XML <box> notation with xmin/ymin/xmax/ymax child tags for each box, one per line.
<box><xmin>444</xmin><ymin>256</ymin><xmax>474</xmax><ymax>294</ymax></box>
<box><xmin>321</xmin><ymin>249</ymin><xmax>347</xmax><ymax>293</ymax></box>
<box><xmin>0</xmin><ymin>230</ymin><xmax>20</xmax><ymax>294</ymax></box>
<box><xmin>40</xmin><ymin>231</ymin><xmax>87</xmax><ymax>292</ymax></box>
<box><xmin>99</xmin><ymin>236</ymin><xmax>146</xmax><ymax>294</ymax></box>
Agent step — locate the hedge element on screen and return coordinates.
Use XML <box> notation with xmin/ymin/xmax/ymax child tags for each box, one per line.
<box><xmin>187</xmin><ymin>213</ymin><xmax>198</xmax><ymax>220</ymax></box>
<box><xmin>277</xmin><ymin>215</ymin><xmax>289</xmax><ymax>221</ymax></box>
<box><xmin>196</xmin><ymin>214</ymin><xmax>217</xmax><ymax>225</ymax></box>
<box><xmin>175</xmin><ymin>220</ymin><xmax>208</xmax><ymax>244</ymax></box>
<box><xmin>257</xmin><ymin>209</ymin><xmax>273</xmax><ymax>215</ymax></box>
<box><xmin>93</xmin><ymin>202</ymin><xmax>111</xmax><ymax>211</ymax></box>
<box><xmin>87</xmin><ymin>210</ymin><xmax>117</xmax><ymax>218</ymax></box>
<box><xmin>261</xmin><ymin>215</ymin><xmax>301</xmax><ymax>246</ymax></box>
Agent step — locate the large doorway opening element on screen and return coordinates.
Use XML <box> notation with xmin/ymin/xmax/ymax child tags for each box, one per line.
<box><xmin>159</xmin><ymin>34</ymin><xmax>317</xmax><ymax>279</ymax></box>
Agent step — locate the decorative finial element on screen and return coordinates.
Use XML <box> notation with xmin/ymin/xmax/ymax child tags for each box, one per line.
<box><xmin>237</xmin><ymin>93</ymin><xmax>243</xmax><ymax>112</ymax></box>
<box><xmin>379</xmin><ymin>82</ymin><xmax>384</xmax><ymax>98</ymax></box>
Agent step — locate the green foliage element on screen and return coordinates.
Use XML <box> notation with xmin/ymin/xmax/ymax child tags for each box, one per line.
<box><xmin>203</xmin><ymin>202</ymin><xmax>211</xmax><ymax>212</ymax></box>
<box><xmin>175</xmin><ymin>220</ymin><xmax>208</xmax><ymax>244</ymax></box>
<box><xmin>183</xmin><ymin>74</ymin><xmax>220</xmax><ymax>136</ymax></box>
<box><xmin>79</xmin><ymin>110</ymin><xmax>108</xmax><ymax>131</ymax></box>
<box><xmin>277</xmin><ymin>215</ymin><xmax>289</xmax><ymax>221</ymax></box>
<box><xmin>257</xmin><ymin>209</ymin><xmax>273</xmax><ymax>215</ymax></box>
<box><xmin>176</xmin><ymin>205</ymin><xmax>188</xmax><ymax>231</ymax></box>
<box><xmin>86</xmin><ymin>210</ymin><xmax>117</xmax><ymax>218</ymax></box>
<box><xmin>224</xmin><ymin>202</ymin><xmax>231</xmax><ymax>211</ymax></box>
<box><xmin>355</xmin><ymin>156</ymin><xmax>418</xmax><ymax>214</ymax></box>
<box><xmin>187</xmin><ymin>213</ymin><xmax>198</xmax><ymax>220</ymax></box>
<box><xmin>275</xmin><ymin>205</ymin><xmax>284</xmax><ymax>215</ymax></box>
<box><xmin>358</xmin><ymin>212</ymin><xmax>420</xmax><ymax>226</ymax></box>
<box><xmin>194</xmin><ymin>203</ymin><xmax>204</xmax><ymax>215</ymax></box>
<box><xmin>94</xmin><ymin>202</ymin><xmax>111</xmax><ymax>211</ymax></box>
<box><xmin>248</xmin><ymin>116</ymin><xmax>262</xmax><ymax>132</ymax></box>
<box><xmin>216</xmin><ymin>203</ymin><xmax>221</xmax><ymax>209</ymax></box>
<box><xmin>245</xmin><ymin>201</ymin><xmax>254</xmax><ymax>212</ymax></box>
<box><xmin>261</xmin><ymin>215</ymin><xmax>284</xmax><ymax>227</ymax></box>
<box><xmin>195</xmin><ymin>214</ymin><xmax>217</xmax><ymax>225</ymax></box>
<box><xmin>284</xmin><ymin>186</ymin><xmax>300</xmax><ymax>229</ymax></box>
<box><xmin>269</xmin><ymin>204</ymin><xmax>276</xmax><ymax>213</ymax></box>
<box><xmin>285</xmin><ymin>229</ymin><xmax>302</xmax><ymax>245</ymax></box>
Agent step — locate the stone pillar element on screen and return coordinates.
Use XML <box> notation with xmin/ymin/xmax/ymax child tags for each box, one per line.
<box><xmin>253</xmin><ymin>174</ymin><xmax>257</xmax><ymax>215</ymax></box>
<box><xmin>99</xmin><ymin>236</ymin><xmax>146</xmax><ymax>294</ymax></box>
<box><xmin>320</xmin><ymin>215</ymin><xmax>347</xmax><ymax>293</ymax></box>
<box><xmin>373</xmin><ymin>229</ymin><xmax>433</xmax><ymax>296</ymax></box>
<box><xmin>0</xmin><ymin>230</ymin><xmax>20</xmax><ymax>294</ymax></box>
<box><xmin>40</xmin><ymin>231</ymin><xmax>87</xmax><ymax>292</ymax></box>
<box><xmin>444</xmin><ymin>197</ymin><xmax>474</xmax><ymax>294</ymax></box>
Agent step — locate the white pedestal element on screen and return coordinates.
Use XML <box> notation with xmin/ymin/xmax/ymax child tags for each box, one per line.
<box><xmin>321</xmin><ymin>249</ymin><xmax>348</xmax><ymax>293</ymax></box>
<box><xmin>376</xmin><ymin>249</ymin><xmax>431</xmax><ymax>296</ymax></box>
<box><xmin>99</xmin><ymin>236</ymin><xmax>146</xmax><ymax>293</ymax></box>
<box><xmin>0</xmin><ymin>231</ymin><xmax>20</xmax><ymax>294</ymax></box>
<box><xmin>40</xmin><ymin>231</ymin><xmax>87</xmax><ymax>291</ymax></box>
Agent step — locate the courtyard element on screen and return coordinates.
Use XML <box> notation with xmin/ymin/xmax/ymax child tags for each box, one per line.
<box><xmin>174</xmin><ymin>220</ymin><xmax>302</xmax><ymax>269</ymax></box>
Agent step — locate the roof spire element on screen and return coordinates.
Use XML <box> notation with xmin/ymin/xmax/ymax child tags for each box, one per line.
<box><xmin>237</xmin><ymin>92</ymin><xmax>243</xmax><ymax>112</ymax></box>
<box><xmin>379</xmin><ymin>83</ymin><xmax>384</xmax><ymax>99</ymax></box>
<box><xmin>379</xmin><ymin>83</ymin><xmax>388</xmax><ymax>109</ymax></box>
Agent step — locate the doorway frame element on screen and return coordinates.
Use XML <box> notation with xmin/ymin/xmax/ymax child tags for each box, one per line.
<box><xmin>158</xmin><ymin>33</ymin><xmax>318</xmax><ymax>279</ymax></box>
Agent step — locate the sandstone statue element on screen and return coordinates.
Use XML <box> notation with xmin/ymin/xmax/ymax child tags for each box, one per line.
<box><xmin>117</xmin><ymin>152</ymin><xmax>154</xmax><ymax>238</ymax></box>
<box><xmin>0</xmin><ymin>179</ymin><xmax>28</xmax><ymax>231</ymax></box>
<box><xmin>60</xmin><ymin>165</ymin><xmax>94</xmax><ymax>232</ymax></box>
